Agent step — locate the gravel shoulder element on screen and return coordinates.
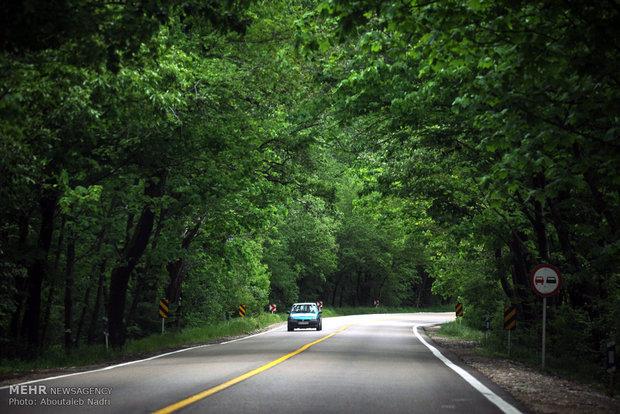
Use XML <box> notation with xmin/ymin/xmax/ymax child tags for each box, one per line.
<box><xmin>424</xmin><ymin>325</ymin><xmax>619</xmax><ymax>414</ymax></box>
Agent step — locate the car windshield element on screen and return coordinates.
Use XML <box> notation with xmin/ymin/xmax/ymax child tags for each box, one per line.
<box><xmin>291</xmin><ymin>305</ymin><xmax>315</xmax><ymax>313</ymax></box>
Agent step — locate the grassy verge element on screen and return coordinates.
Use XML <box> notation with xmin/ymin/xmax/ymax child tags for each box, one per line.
<box><xmin>0</xmin><ymin>313</ymin><xmax>286</xmax><ymax>379</ymax></box>
<box><xmin>321</xmin><ymin>304</ymin><xmax>452</xmax><ymax>317</ymax></box>
<box><xmin>434</xmin><ymin>320</ymin><xmax>484</xmax><ymax>342</ymax></box>
<box><xmin>433</xmin><ymin>321</ymin><xmax>619</xmax><ymax>395</ymax></box>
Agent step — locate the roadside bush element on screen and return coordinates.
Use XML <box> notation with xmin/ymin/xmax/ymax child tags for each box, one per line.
<box><xmin>547</xmin><ymin>304</ymin><xmax>594</xmax><ymax>365</ymax></box>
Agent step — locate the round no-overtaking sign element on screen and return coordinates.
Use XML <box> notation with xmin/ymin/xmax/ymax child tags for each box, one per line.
<box><xmin>530</xmin><ymin>264</ymin><xmax>562</xmax><ymax>297</ymax></box>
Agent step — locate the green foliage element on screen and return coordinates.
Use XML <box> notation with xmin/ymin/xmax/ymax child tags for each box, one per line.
<box><xmin>264</xmin><ymin>195</ymin><xmax>338</xmax><ymax>306</ymax></box>
<box><xmin>437</xmin><ymin>321</ymin><xmax>484</xmax><ymax>342</ymax></box>
<box><xmin>2</xmin><ymin>1</ymin><xmax>616</xmax><ymax>393</ymax></box>
<box><xmin>303</xmin><ymin>0</ymin><xmax>620</xmax><ymax>386</ymax></box>
<box><xmin>183</xmin><ymin>237</ymin><xmax>271</xmax><ymax>325</ymax></box>
<box><xmin>546</xmin><ymin>305</ymin><xmax>594</xmax><ymax>364</ymax></box>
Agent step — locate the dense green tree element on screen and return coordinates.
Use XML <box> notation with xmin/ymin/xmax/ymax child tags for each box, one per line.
<box><xmin>264</xmin><ymin>195</ymin><xmax>337</xmax><ymax>306</ymax></box>
<box><xmin>1</xmin><ymin>1</ymin><xmax>617</xmax><ymax>383</ymax></box>
<box><xmin>303</xmin><ymin>0</ymin><xmax>619</xmax><ymax>362</ymax></box>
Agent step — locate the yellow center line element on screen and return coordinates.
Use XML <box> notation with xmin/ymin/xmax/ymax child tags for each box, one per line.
<box><xmin>153</xmin><ymin>324</ymin><xmax>352</xmax><ymax>414</ymax></box>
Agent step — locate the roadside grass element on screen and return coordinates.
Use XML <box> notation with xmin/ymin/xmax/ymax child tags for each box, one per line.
<box><xmin>435</xmin><ymin>320</ymin><xmax>484</xmax><ymax>342</ymax></box>
<box><xmin>0</xmin><ymin>313</ymin><xmax>286</xmax><ymax>379</ymax></box>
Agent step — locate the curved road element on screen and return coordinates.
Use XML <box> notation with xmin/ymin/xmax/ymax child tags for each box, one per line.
<box><xmin>1</xmin><ymin>313</ymin><xmax>525</xmax><ymax>413</ymax></box>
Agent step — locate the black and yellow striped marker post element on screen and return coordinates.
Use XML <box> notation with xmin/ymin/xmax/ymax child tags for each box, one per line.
<box><xmin>504</xmin><ymin>305</ymin><xmax>517</xmax><ymax>355</ymax></box>
<box><xmin>159</xmin><ymin>298</ymin><xmax>170</xmax><ymax>319</ymax></box>
<box><xmin>159</xmin><ymin>298</ymin><xmax>169</xmax><ymax>334</ymax></box>
<box><xmin>238</xmin><ymin>304</ymin><xmax>246</xmax><ymax>318</ymax></box>
<box><xmin>504</xmin><ymin>305</ymin><xmax>517</xmax><ymax>330</ymax></box>
<box><xmin>455</xmin><ymin>303</ymin><xmax>463</xmax><ymax>318</ymax></box>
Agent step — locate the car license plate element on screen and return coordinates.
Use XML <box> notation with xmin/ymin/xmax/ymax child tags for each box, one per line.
<box><xmin>298</xmin><ymin>321</ymin><xmax>309</xmax><ymax>325</ymax></box>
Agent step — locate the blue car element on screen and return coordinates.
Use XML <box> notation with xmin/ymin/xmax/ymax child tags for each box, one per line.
<box><xmin>287</xmin><ymin>303</ymin><xmax>322</xmax><ymax>331</ymax></box>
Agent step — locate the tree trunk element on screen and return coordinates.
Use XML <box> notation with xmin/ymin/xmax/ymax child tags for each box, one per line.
<box><xmin>532</xmin><ymin>173</ymin><xmax>550</xmax><ymax>262</ymax></box>
<box><xmin>573</xmin><ymin>143</ymin><xmax>617</xmax><ymax>234</ymax></box>
<box><xmin>123</xmin><ymin>212</ymin><xmax>135</xmax><ymax>251</ymax></box>
<box><xmin>41</xmin><ymin>216</ymin><xmax>66</xmax><ymax>345</ymax></box>
<box><xmin>165</xmin><ymin>219</ymin><xmax>201</xmax><ymax>304</ymax></box>
<box><xmin>64</xmin><ymin>232</ymin><xmax>76</xmax><ymax>350</ymax></box>
<box><xmin>338</xmin><ymin>275</ymin><xmax>346</xmax><ymax>307</ymax></box>
<box><xmin>495</xmin><ymin>248</ymin><xmax>515</xmax><ymax>301</ymax></box>
<box><xmin>75</xmin><ymin>278</ymin><xmax>93</xmax><ymax>347</ymax></box>
<box><xmin>21</xmin><ymin>190</ymin><xmax>58</xmax><ymax>352</ymax></box>
<box><xmin>584</xmin><ymin>171</ymin><xmax>617</xmax><ymax>234</ymax></box>
<box><xmin>126</xmin><ymin>210</ymin><xmax>167</xmax><ymax>327</ymax></box>
<box><xmin>509</xmin><ymin>231</ymin><xmax>534</xmax><ymax>322</ymax></box>
<box><xmin>40</xmin><ymin>285</ymin><xmax>56</xmax><ymax>346</ymax></box>
<box><xmin>548</xmin><ymin>196</ymin><xmax>580</xmax><ymax>272</ymax></box>
<box><xmin>107</xmin><ymin>175</ymin><xmax>164</xmax><ymax>347</ymax></box>
<box><xmin>9</xmin><ymin>213</ymin><xmax>31</xmax><ymax>339</ymax></box>
<box><xmin>354</xmin><ymin>271</ymin><xmax>362</xmax><ymax>306</ymax></box>
<box><xmin>376</xmin><ymin>273</ymin><xmax>389</xmax><ymax>303</ymax></box>
<box><xmin>331</xmin><ymin>276</ymin><xmax>341</xmax><ymax>306</ymax></box>
<box><xmin>75</xmin><ymin>226</ymin><xmax>108</xmax><ymax>347</ymax></box>
<box><xmin>87</xmin><ymin>258</ymin><xmax>107</xmax><ymax>344</ymax></box>
<box><xmin>415</xmin><ymin>266</ymin><xmax>431</xmax><ymax>308</ymax></box>
<box><xmin>126</xmin><ymin>266</ymin><xmax>147</xmax><ymax>326</ymax></box>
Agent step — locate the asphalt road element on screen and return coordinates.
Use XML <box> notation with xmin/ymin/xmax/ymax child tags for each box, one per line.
<box><xmin>0</xmin><ymin>313</ymin><xmax>525</xmax><ymax>414</ymax></box>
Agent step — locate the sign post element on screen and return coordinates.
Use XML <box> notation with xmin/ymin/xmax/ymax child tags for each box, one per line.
<box><xmin>484</xmin><ymin>315</ymin><xmax>490</xmax><ymax>342</ymax></box>
<box><xmin>159</xmin><ymin>298</ymin><xmax>170</xmax><ymax>334</ymax></box>
<box><xmin>542</xmin><ymin>297</ymin><xmax>546</xmax><ymax>367</ymax></box>
<box><xmin>504</xmin><ymin>305</ymin><xmax>517</xmax><ymax>355</ymax></box>
<box><xmin>373</xmin><ymin>299</ymin><xmax>380</xmax><ymax>307</ymax></box>
<box><xmin>316</xmin><ymin>300</ymin><xmax>323</xmax><ymax>310</ymax></box>
<box><xmin>530</xmin><ymin>264</ymin><xmax>562</xmax><ymax>369</ymax></box>
<box><xmin>238</xmin><ymin>304</ymin><xmax>246</xmax><ymax>318</ymax></box>
<box><xmin>102</xmin><ymin>316</ymin><xmax>109</xmax><ymax>350</ymax></box>
<box><xmin>269</xmin><ymin>304</ymin><xmax>277</xmax><ymax>314</ymax></box>
<box><xmin>607</xmin><ymin>340</ymin><xmax>616</xmax><ymax>396</ymax></box>
<box><xmin>607</xmin><ymin>340</ymin><xmax>616</xmax><ymax>373</ymax></box>
<box><xmin>177</xmin><ymin>296</ymin><xmax>182</xmax><ymax>329</ymax></box>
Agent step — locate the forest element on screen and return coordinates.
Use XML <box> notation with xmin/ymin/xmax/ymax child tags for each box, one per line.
<box><xmin>0</xmin><ymin>0</ymin><xmax>618</xmax><ymax>379</ymax></box>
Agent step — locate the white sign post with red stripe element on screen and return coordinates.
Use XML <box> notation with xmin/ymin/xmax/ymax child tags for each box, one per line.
<box><xmin>530</xmin><ymin>263</ymin><xmax>562</xmax><ymax>369</ymax></box>
<box><xmin>316</xmin><ymin>300</ymin><xmax>323</xmax><ymax>310</ymax></box>
<box><xmin>269</xmin><ymin>304</ymin><xmax>277</xmax><ymax>314</ymax></box>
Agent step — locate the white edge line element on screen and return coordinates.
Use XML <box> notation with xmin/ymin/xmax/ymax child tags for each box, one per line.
<box><xmin>219</xmin><ymin>324</ymin><xmax>283</xmax><ymax>344</ymax></box>
<box><xmin>0</xmin><ymin>344</ymin><xmax>212</xmax><ymax>390</ymax></box>
<box><xmin>413</xmin><ymin>323</ymin><xmax>523</xmax><ymax>414</ymax></box>
<box><xmin>0</xmin><ymin>323</ymin><xmax>285</xmax><ymax>390</ymax></box>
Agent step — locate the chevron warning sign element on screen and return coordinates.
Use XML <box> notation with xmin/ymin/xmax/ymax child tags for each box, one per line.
<box><xmin>504</xmin><ymin>305</ymin><xmax>517</xmax><ymax>331</ymax></box>
<box><xmin>455</xmin><ymin>303</ymin><xmax>463</xmax><ymax>317</ymax></box>
<box><xmin>239</xmin><ymin>304</ymin><xmax>247</xmax><ymax>318</ymax></box>
<box><xmin>159</xmin><ymin>298</ymin><xmax>170</xmax><ymax>319</ymax></box>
